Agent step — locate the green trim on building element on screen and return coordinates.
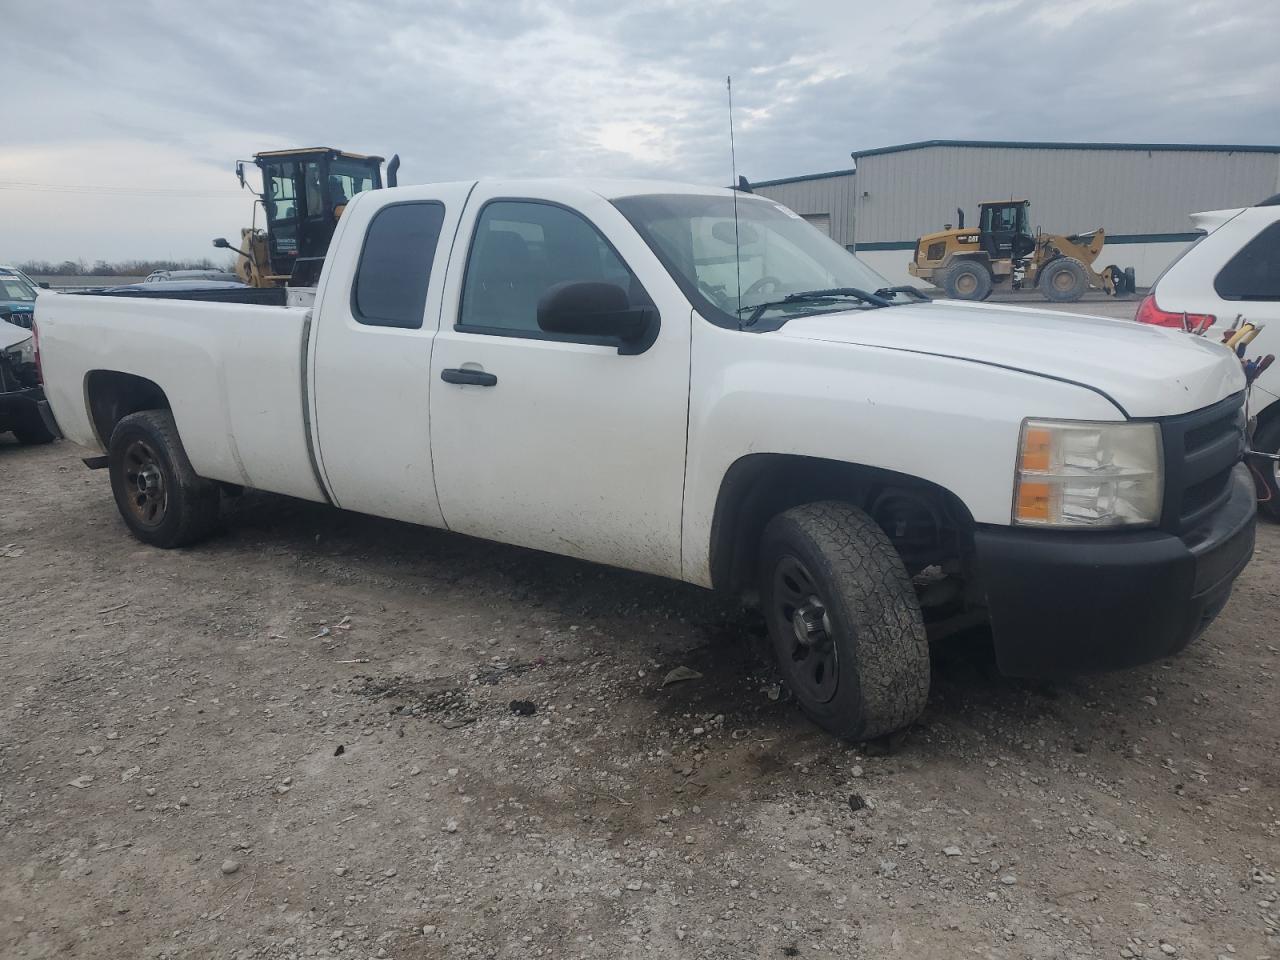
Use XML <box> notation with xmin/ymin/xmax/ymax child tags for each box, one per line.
<box><xmin>1105</xmin><ymin>232</ymin><xmax>1203</xmax><ymax>244</ymax></box>
<box><xmin>750</xmin><ymin>168</ymin><xmax>857</xmax><ymax>188</ymax></box>
<box><xmin>854</xmin><ymin>232</ymin><xmax>1202</xmax><ymax>252</ymax></box>
<box><xmin>850</xmin><ymin>139</ymin><xmax>1280</xmax><ymax>160</ymax></box>
<box><xmin>855</xmin><ymin>241</ymin><xmax>916</xmax><ymax>251</ymax></box>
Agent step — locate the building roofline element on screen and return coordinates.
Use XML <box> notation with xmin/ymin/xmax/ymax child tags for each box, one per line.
<box><xmin>749</xmin><ymin>168</ymin><xmax>857</xmax><ymax>188</ymax></box>
<box><xmin>850</xmin><ymin>139</ymin><xmax>1280</xmax><ymax>159</ymax></box>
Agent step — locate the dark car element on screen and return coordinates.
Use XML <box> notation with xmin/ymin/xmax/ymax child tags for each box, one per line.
<box><xmin>0</xmin><ymin>316</ymin><xmax>58</xmax><ymax>445</ymax></box>
<box><xmin>0</xmin><ymin>267</ymin><xmax>38</xmax><ymax>331</ymax></box>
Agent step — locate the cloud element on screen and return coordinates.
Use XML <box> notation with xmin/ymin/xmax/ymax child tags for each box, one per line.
<box><xmin>2</xmin><ymin>0</ymin><xmax>1276</xmax><ymax>261</ymax></box>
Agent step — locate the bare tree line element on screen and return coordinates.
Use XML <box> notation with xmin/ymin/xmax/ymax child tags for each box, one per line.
<box><xmin>15</xmin><ymin>257</ymin><xmax>237</xmax><ymax>277</ymax></box>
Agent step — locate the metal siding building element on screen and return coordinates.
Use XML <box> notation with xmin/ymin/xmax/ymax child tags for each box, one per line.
<box><xmin>752</xmin><ymin>140</ymin><xmax>1280</xmax><ymax>286</ymax></box>
<box><xmin>746</xmin><ymin>169</ymin><xmax>858</xmax><ymax>246</ymax></box>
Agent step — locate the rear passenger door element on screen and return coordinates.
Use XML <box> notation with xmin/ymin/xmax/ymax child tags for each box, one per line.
<box><xmin>309</xmin><ymin>184</ymin><xmax>475</xmax><ymax>526</ymax></box>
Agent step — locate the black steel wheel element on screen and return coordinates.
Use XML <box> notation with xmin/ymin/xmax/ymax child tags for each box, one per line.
<box><xmin>770</xmin><ymin>555</ymin><xmax>840</xmax><ymax>704</ymax></box>
<box><xmin>108</xmin><ymin>410</ymin><xmax>221</xmax><ymax>548</ymax></box>
<box><xmin>760</xmin><ymin>501</ymin><xmax>930</xmax><ymax>741</ymax></box>
<box><xmin>121</xmin><ymin>438</ymin><xmax>169</xmax><ymax>528</ymax></box>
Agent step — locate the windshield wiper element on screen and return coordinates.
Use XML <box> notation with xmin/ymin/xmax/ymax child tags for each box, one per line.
<box><xmin>874</xmin><ymin>285</ymin><xmax>931</xmax><ymax>302</ymax></box>
<box><xmin>738</xmin><ymin>287</ymin><xmax>892</xmax><ymax>326</ymax></box>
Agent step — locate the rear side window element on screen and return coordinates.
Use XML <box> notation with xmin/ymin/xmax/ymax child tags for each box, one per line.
<box><xmin>459</xmin><ymin>200</ymin><xmax>644</xmax><ymax>335</ymax></box>
<box><xmin>352</xmin><ymin>201</ymin><xmax>446</xmax><ymax>328</ymax></box>
<box><xmin>1214</xmin><ymin>221</ymin><xmax>1280</xmax><ymax>301</ymax></box>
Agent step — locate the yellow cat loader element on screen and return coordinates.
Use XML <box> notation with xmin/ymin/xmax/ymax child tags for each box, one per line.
<box><xmin>214</xmin><ymin>147</ymin><xmax>399</xmax><ymax>288</ymax></box>
<box><xmin>908</xmin><ymin>200</ymin><xmax>1136</xmax><ymax>302</ymax></box>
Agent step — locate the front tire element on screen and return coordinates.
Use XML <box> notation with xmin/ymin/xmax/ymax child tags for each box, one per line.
<box><xmin>1251</xmin><ymin>417</ymin><xmax>1280</xmax><ymax>522</ymax></box>
<box><xmin>940</xmin><ymin>261</ymin><xmax>992</xmax><ymax>301</ymax></box>
<box><xmin>759</xmin><ymin>501</ymin><xmax>930</xmax><ymax>741</ymax></box>
<box><xmin>108</xmin><ymin>410</ymin><xmax>221</xmax><ymax>547</ymax></box>
<box><xmin>1039</xmin><ymin>257</ymin><xmax>1088</xmax><ymax>302</ymax></box>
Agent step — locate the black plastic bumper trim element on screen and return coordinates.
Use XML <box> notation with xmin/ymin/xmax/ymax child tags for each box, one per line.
<box><xmin>973</xmin><ymin>463</ymin><xmax>1255</xmax><ymax>678</ymax></box>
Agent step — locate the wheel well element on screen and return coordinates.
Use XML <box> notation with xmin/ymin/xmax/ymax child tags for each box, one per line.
<box><xmin>1255</xmin><ymin>394</ymin><xmax>1280</xmax><ymax>435</ymax></box>
<box><xmin>85</xmin><ymin>371</ymin><xmax>170</xmax><ymax>447</ymax></box>
<box><xmin>708</xmin><ymin>454</ymin><xmax>976</xmax><ymax>596</ymax></box>
<box><xmin>942</xmin><ymin>254</ymin><xmax>992</xmax><ymax>272</ymax></box>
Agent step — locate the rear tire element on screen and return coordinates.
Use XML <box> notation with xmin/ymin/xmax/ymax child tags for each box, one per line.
<box><xmin>940</xmin><ymin>261</ymin><xmax>992</xmax><ymax>301</ymax></box>
<box><xmin>1039</xmin><ymin>257</ymin><xmax>1088</xmax><ymax>302</ymax></box>
<box><xmin>1251</xmin><ymin>417</ymin><xmax>1280</xmax><ymax>522</ymax></box>
<box><xmin>759</xmin><ymin>501</ymin><xmax>930</xmax><ymax>741</ymax></box>
<box><xmin>108</xmin><ymin>410</ymin><xmax>221</xmax><ymax>548</ymax></box>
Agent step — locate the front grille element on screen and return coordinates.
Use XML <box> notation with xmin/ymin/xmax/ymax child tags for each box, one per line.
<box><xmin>1158</xmin><ymin>393</ymin><xmax>1246</xmax><ymax>534</ymax></box>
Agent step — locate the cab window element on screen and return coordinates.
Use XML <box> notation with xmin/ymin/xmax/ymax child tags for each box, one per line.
<box><xmin>351</xmin><ymin>202</ymin><xmax>446</xmax><ymax>329</ymax></box>
<box><xmin>459</xmin><ymin>200</ymin><xmax>645</xmax><ymax>335</ymax></box>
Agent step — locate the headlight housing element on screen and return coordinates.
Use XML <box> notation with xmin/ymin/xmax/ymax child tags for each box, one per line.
<box><xmin>0</xmin><ymin>335</ymin><xmax>38</xmax><ymax>389</ymax></box>
<box><xmin>1</xmin><ymin>336</ymin><xmax>35</xmax><ymax>367</ymax></box>
<box><xmin>1013</xmin><ymin>419</ymin><xmax>1163</xmax><ymax>528</ymax></box>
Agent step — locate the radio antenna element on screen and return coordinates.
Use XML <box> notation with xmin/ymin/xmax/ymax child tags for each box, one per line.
<box><xmin>728</xmin><ymin>75</ymin><xmax>743</xmax><ymax>324</ymax></box>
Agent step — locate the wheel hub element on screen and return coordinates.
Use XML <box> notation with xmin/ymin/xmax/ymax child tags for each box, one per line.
<box><xmin>135</xmin><ymin>465</ymin><xmax>162</xmax><ymax>495</ymax></box>
<box><xmin>771</xmin><ymin>556</ymin><xmax>840</xmax><ymax>704</ymax></box>
<box><xmin>791</xmin><ymin>598</ymin><xmax>830</xmax><ymax>648</ymax></box>
<box><xmin>122</xmin><ymin>439</ymin><xmax>168</xmax><ymax>527</ymax></box>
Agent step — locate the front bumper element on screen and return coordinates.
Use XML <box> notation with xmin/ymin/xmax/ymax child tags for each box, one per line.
<box><xmin>974</xmin><ymin>462</ymin><xmax>1255</xmax><ymax>678</ymax></box>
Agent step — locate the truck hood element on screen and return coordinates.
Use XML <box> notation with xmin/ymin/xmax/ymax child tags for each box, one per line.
<box><xmin>777</xmin><ymin>299</ymin><xmax>1244</xmax><ymax>417</ymax></box>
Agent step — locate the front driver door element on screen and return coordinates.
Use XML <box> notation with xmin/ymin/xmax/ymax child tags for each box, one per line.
<box><xmin>428</xmin><ymin>187</ymin><xmax>691</xmax><ymax>579</ymax></box>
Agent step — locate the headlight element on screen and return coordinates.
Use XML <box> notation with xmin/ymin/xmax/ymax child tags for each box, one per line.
<box><xmin>1</xmin><ymin>336</ymin><xmax>35</xmax><ymax>367</ymax></box>
<box><xmin>1013</xmin><ymin>419</ymin><xmax>1163</xmax><ymax>528</ymax></box>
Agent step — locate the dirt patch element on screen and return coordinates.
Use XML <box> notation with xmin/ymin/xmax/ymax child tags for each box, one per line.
<box><xmin>2</xmin><ymin>435</ymin><xmax>1278</xmax><ymax>959</ymax></box>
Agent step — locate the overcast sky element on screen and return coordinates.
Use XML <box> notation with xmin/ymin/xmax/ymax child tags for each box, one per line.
<box><xmin>4</xmin><ymin>0</ymin><xmax>1277</xmax><ymax>264</ymax></box>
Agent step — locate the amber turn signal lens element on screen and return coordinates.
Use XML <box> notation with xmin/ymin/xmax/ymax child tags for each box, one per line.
<box><xmin>1020</xmin><ymin>427</ymin><xmax>1052</xmax><ymax>473</ymax></box>
<box><xmin>1015</xmin><ymin>481</ymin><xmax>1052</xmax><ymax>522</ymax></box>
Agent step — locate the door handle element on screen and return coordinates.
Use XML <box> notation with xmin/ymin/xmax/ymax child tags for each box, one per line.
<box><xmin>441</xmin><ymin>368</ymin><xmax>497</xmax><ymax>387</ymax></box>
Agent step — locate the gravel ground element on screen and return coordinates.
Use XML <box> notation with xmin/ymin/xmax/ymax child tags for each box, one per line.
<box><xmin>2</xmin><ymin>409</ymin><xmax>1277</xmax><ymax>959</ymax></box>
<box><xmin>984</xmin><ymin>291</ymin><xmax>1143</xmax><ymax>320</ymax></box>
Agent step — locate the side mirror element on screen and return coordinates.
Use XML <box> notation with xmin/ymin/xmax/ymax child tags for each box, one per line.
<box><xmin>38</xmin><ymin>282</ymin><xmax>50</xmax><ymax>289</ymax></box>
<box><xmin>536</xmin><ymin>281</ymin><xmax>657</xmax><ymax>355</ymax></box>
<box><xmin>213</xmin><ymin>237</ymin><xmax>230</xmax><ymax>249</ymax></box>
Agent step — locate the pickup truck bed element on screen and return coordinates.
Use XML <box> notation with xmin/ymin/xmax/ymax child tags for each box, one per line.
<box><xmin>42</xmin><ymin>296</ymin><xmax>323</xmax><ymax>502</ymax></box>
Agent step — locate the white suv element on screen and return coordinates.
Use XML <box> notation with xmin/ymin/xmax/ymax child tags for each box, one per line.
<box><xmin>1135</xmin><ymin>194</ymin><xmax>1280</xmax><ymax>518</ymax></box>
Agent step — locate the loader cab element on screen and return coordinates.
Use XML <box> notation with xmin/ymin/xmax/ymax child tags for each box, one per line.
<box><xmin>252</xmin><ymin>148</ymin><xmax>384</xmax><ymax>282</ymax></box>
<box><xmin>978</xmin><ymin>200</ymin><xmax>1036</xmax><ymax>261</ymax></box>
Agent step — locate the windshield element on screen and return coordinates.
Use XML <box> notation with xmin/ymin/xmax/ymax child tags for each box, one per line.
<box><xmin>0</xmin><ymin>273</ymin><xmax>37</xmax><ymax>302</ymax></box>
<box><xmin>613</xmin><ymin>193</ymin><xmax>893</xmax><ymax>327</ymax></box>
<box><xmin>328</xmin><ymin>157</ymin><xmax>378</xmax><ymax>206</ymax></box>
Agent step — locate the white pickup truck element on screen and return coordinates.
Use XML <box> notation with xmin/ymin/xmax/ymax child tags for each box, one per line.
<box><xmin>36</xmin><ymin>179</ymin><xmax>1256</xmax><ymax>740</ymax></box>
